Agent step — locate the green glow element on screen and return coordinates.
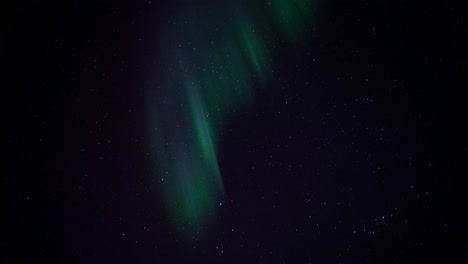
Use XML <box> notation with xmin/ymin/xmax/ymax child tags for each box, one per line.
<box><xmin>240</xmin><ymin>25</ymin><xmax>270</xmax><ymax>83</ymax></box>
<box><xmin>148</xmin><ymin>1</ymin><xmax>317</xmax><ymax>235</ymax></box>
<box><xmin>271</xmin><ymin>0</ymin><xmax>317</xmax><ymax>38</ymax></box>
<box><xmin>188</xmin><ymin>89</ymin><xmax>223</xmax><ymax>192</ymax></box>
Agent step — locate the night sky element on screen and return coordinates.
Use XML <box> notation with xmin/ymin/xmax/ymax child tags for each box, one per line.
<box><xmin>3</xmin><ymin>0</ymin><xmax>468</xmax><ymax>263</ymax></box>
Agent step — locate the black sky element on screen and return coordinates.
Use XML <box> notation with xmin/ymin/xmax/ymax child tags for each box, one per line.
<box><xmin>3</xmin><ymin>0</ymin><xmax>468</xmax><ymax>263</ymax></box>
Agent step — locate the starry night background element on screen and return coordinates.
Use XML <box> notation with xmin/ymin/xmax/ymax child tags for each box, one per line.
<box><xmin>2</xmin><ymin>0</ymin><xmax>468</xmax><ymax>263</ymax></box>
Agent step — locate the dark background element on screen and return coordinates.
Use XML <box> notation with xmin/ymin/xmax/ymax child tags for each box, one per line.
<box><xmin>3</xmin><ymin>0</ymin><xmax>467</xmax><ymax>263</ymax></box>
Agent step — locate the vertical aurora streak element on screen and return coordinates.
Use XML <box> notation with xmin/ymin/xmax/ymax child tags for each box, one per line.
<box><xmin>147</xmin><ymin>0</ymin><xmax>316</xmax><ymax>235</ymax></box>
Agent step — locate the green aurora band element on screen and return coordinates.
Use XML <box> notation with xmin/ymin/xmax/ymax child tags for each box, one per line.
<box><xmin>148</xmin><ymin>0</ymin><xmax>316</xmax><ymax>235</ymax></box>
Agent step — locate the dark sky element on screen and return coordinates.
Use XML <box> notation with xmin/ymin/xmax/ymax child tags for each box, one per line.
<box><xmin>3</xmin><ymin>0</ymin><xmax>468</xmax><ymax>263</ymax></box>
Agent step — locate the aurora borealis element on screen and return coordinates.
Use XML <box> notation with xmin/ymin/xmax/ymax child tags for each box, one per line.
<box><xmin>148</xmin><ymin>0</ymin><xmax>316</xmax><ymax>233</ymax></box>
<box><xmin>4</xmin><ymin>0</ymin><xmax>467</xmax><ymax>262</ymax></box>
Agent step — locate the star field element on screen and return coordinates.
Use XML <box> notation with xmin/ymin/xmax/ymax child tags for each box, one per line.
<box><xmin>3</xmin><ymin>0</ymin><xmax>467</xmax><ymax>263</ymax></box>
